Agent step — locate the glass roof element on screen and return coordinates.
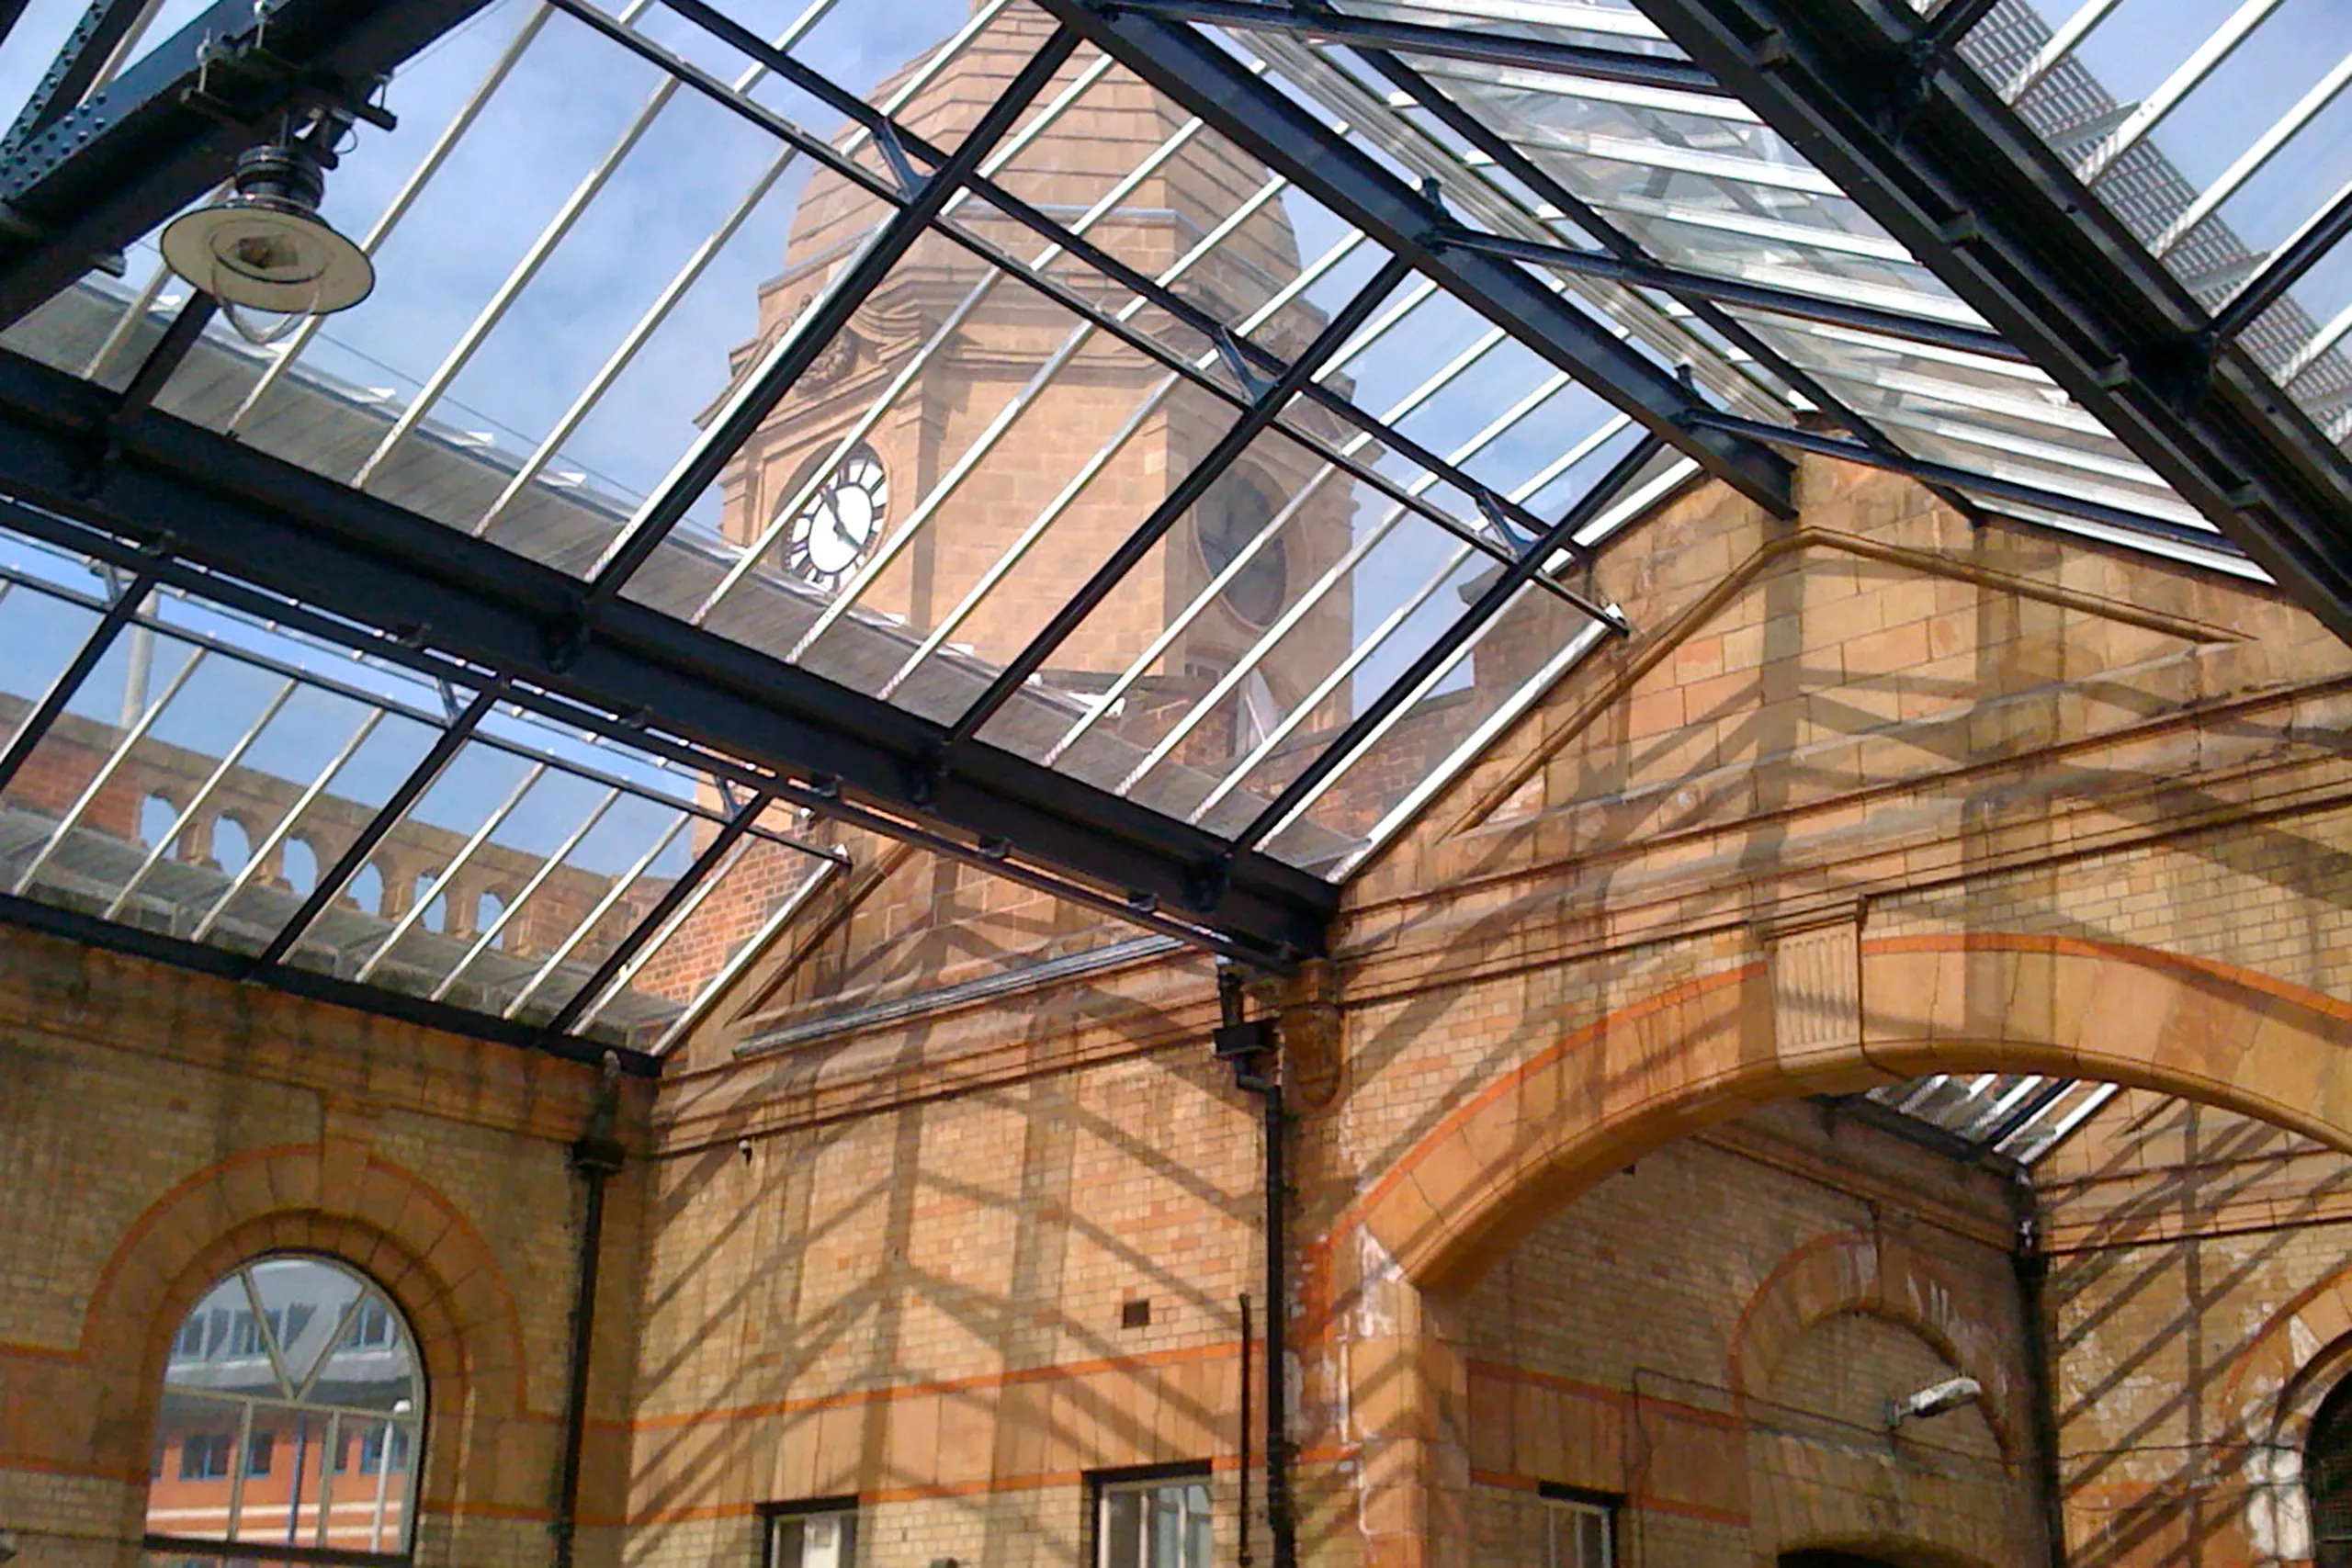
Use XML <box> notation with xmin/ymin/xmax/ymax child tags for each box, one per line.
<box><xmin>1859</xmin><ymin>1073</ymin><xmax>2120</xmax><ymax>1168</ymax></box>
<box><xmin>0</xmin><ymin>0</ymin><xmax>2345</xmax><ymax>1041</ymax></box>
<box><xmin>0</xmin><ymin>513</ymin><xmax>842</xmax><ymax>1058</ymax></box>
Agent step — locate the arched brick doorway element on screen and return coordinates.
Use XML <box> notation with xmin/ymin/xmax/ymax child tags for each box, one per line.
<box><xmin>1343</xmin><ymin>935</ymin><xmax>2352</xmax><ymax>1298</ymax></box>
<box><xmin>1323</xmin><ymin>934</ymin><xmax>2352</xmax><ymax>1568</ymax></box>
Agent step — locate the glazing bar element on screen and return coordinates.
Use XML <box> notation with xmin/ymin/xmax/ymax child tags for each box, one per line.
<box><xmin>723</xmin><ymin>54</ymin><xmax>1136</xmax><ymax>641</ymax></box>
<box><xmin>650</xmin><ymin>0</ymin><xmax>1617</xmax><ymax>548</ymax></box>
<box><xmin>429</xmin><ymin>784</ymin><xmax>621</xmax><ymax>1000</ymax></box>
<box><xmin>1109</xmin><ymin>0</ymin><xmax>1718</xmax><ymax>89</ymax></box>
<box><xmin>1194</xmin><ymin>442</ymin><xmax>1674</xmax><ymax>831</ymax></box>
<box><xmin>472</xmin><ymin>150</ymin><xmax>792</xmax><ymax>537</ymax></box>
<box><xmin>2151</xmin><ymin>52</ymin><xmax>2352</xmax><ymax>259</ymax></box>
<box><xmin>554</xmin><ymin>0</ymin><xmax>1585</xmax><ymax>597</ymax></box>
<box><xmin>1686</xmin><ymin>409</ymin><xmax>2219</xmax><ymax>540</ymax></box>
<box><xmin>881</xmin><ymin>224</ymin><xmax>1374</xmax><ymax>705</ymax></box>
<box><xmin>0</xmin><ymin>561</ymin><xmax>156</xmax><ymax>796</ymax></box>
<box><xmin>2212</xmin><ymin>175</ymin><xmax>2352</xmax><ymax>344</ymax></box>
<box><xmin>1438</xmin><ymin>225</ymin><xmax>2020</xmax><ymax>360</ymax></box>
<box><xmin>2074</xmin><ymin>0</ymin><xmax>2284</xmax><ymax>184</ymax></box>
<box><xmin>351</xmin><ymin>0</ymin><xmax>848</xmax><ymax>489</ymax></box>
<box><xmin>105</xmin><ymin>674</ymin><xmax>299</xmax><ymax>919</ymax></box>
<box><xmin>2023</xmin><ymin>1082</ymin><xmax>2120</xmax><ymax>1162</ymax></box>
<box><xmin>1960</xmin><ymin>1074</ymin><xmax>2046</xmax><ymax>1138</ymax></box>
<box><xmin>1999</xmin><ymin>0</ymin><xmax>2120</xmax><ymax>104</ymax></box>
<box><xmin>544</xmin><ymin>793</ymin><xmax>766</xmax><ymax>1036</ymax></box>
<box><xmin>2283</xmin><ymin>298</ymin><xmax>2352</xmax><ymax>386</ymax></box>
<box><xmin>188</xmin><ymin>709</ymin><xmax>386</xmax><ymax>942</ymax></box>
<box><xmin>1049</xmin><ymin>310</ymin><xmax>1510</xmax><ymax>763</ymax></box>
<box><xmin>224</xmin><ymin>5</ymin><xmax>562</xmax><ymax>434</ymax></box>
<box><xmin>948</xmin><ymin>254</ymin><xmax>1419</xmax><ymax>745</ymax></box>
<box><xmin>487</xmin><ymin>6</ymin><xmax>1013</xmax><ymax>543</ymax></box>
<box><xmin>1124</xmin><ymin>399</ymin><xmax>1629</xmax><ymax>796</ymax></box>
<box><xmin>8</xmin><ymin>644</ymin><xmax>206</xmax><ymax>897</ymax></box>
<box><xmin>1236</xmin><ymin>435</ymin><xmax>1660</xmax><ymax>850</ymax></box>
<box><xmin>650</xmin><ymin>853</ymin><xmax>838</xmax><ymax>1055</ymax></box>
<box><xmin>580</xmin><ymin>21</ymin><xmax>1083</xmax><ymax>599</ymax></box>
<box><xmin>1920</xmin><ymin>0</ymin><xmax>2001</xmax><ymax>49</ymax></box>
<box><xmin>254</xmin><ymin>688</ymin><xmax>502</xmax><ymax>968</ymax></box>
<box><xmin>353</xmin><ymin>760</ymin><xmax>548</xmax><ymax>982</ymax></box>
<box><xmin>1334</xmin><ymin>612</ymin><xmax>1616</xmax><ymax>877</ymax></box>
<box><xmin>502</xmin><ymin>813</ymin><xmax>688</xmax><ymax>1020</ymax></box>
<box><xmin>347</xmin><ymin>80</ymin><xmax>680</xmax><ymax>490</ymax></box>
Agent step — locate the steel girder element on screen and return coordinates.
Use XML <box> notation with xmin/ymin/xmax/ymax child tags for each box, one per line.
<box><xmin>1094</xmin><ymin>0</ymin><xmax>1724</xmax><ymax>91</ymax></box>
<box><xmin>0</xmin><ymin>0</ymin><xmax>492</xmax><ymax>330</ymax></box>
<box><xmin>0</xmin><ymin>348</ymin><xmax>1340</xmax><ymax>965</ymax></box>
<box><xmin>1624</xmin><ymin>0</ymin><xmax>2352</xmax><ymax>644</ymax></box>
<box><xmin>1034</xmin><ymin>0</ymin><xmax>1798</xmax><ymax>521</ymax></box>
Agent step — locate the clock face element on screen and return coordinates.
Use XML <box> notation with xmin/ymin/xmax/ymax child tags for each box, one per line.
<box><xmin>780</xmin><ymin>446</ymin><xmax>888</xmax><ymax>592</ymax></box>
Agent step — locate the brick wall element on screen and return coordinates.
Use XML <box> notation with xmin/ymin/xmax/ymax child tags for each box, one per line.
<box><xmin>0</xmin><ymin>923</ymin><xmax>646</xmax><ymax>1568</ymax></box>
<box><xmin>20</xmin><ymin>436</ymin><xmax>2352</xmax><ymax>1568</ymax></box>
<box><xmin>1461</xmin><ymin>1101</ymin><xmax>2038</xmax><ymax>1568</ymax></box>
<box><xmin>2032</xmin><ymin>1089</ymin><xmax>2352</xmax><ymax>1568</ymax></box>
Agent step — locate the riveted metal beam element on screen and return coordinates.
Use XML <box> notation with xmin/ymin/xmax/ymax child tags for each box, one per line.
<box><xmin>0</xmin><ymin>347</ymin><xmax>1337</xmax><ymax>964</ymax></box>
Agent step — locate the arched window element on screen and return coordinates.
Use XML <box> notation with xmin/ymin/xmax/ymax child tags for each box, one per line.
<box><xmin>139</xmin><ymin>793</ymin><xmax>181</xmax><ymax>850</ymax></box>
<box><xmin>347</xmin><ymin>863</ymin><xmax>383</xmax><ymax>916</ymax></box>
<box><xmin>211</xmin><ymin>816</ymin><xmax>252</xmax><ymax>875</ymax></box>
<box><xmin>149</xmin><ymin>1256</ymin><xmax>424</xmax><ymax>1563</ymax></box>
<box><xmin>476</xmin><ymin>889</ymin><xmax>507</xmax><ymax>948</ymax></box>
<box><xmin>2311</xmin><ymin>1377</ymin><xmax>2352</xmax><ymax>1565</ymax></box>
<box><xmin>282</xmin><ymin>837</ymin><xmax>319</xmax><ymax>897</ymax></box>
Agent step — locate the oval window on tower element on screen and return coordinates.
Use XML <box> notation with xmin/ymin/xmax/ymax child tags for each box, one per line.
<box><xmin>1195</xmin><ymin>471</ymin><xmax>1287</xmax><ymax>627</ymax></box>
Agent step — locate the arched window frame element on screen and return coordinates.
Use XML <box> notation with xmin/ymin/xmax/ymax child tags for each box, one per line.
<box><xmin>147</xmin><ymin>1253</ymin><xmax>426</xmax><ymax>1567</ymax></box>
<box><xmin>2311</xmin><ymin>1374</ymin><xmax>2352</xmax><ymax>1567</ymax></box>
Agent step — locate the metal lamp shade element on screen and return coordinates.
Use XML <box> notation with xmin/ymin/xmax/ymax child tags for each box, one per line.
<box><xmin>160</xmin><ymin>197</ymin><xmax>375</xmax><ymax>316</ymax></box>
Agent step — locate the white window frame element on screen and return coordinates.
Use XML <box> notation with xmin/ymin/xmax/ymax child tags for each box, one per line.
<box><xmin>1542</xmin><ymin>1489</ymin><xmax>1615</xmax><ymax>1568</ymax></box>
<box><xmin>764</xmin><ymin>1501</ymin><xmax>858</xmax><ymax>1568</ymax></box>
<box><xmin>1093</xmin><ymin>1470</ymin><xmax>1214</xmax><ymax>1568</ymax></box>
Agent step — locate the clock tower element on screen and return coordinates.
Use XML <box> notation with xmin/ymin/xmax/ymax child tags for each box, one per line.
<box><xmin>718</xmin><ymin>4</ymin><xmax>1356</xmax><ymax>776</ymax></box>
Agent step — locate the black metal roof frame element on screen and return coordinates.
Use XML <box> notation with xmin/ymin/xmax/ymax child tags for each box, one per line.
<box><xmin>1617</xmin><ymin>0</ymin><xmax>2352</xmax><ymax>643</ymax></box>
<box><xmin>0</xmin><ymin>0</ymin><xmax>2346</xmax><ymax>1063</ymax></box>
<box><xmin>0</xmin><ymin>0</ymin><xmax>1713</xmax><ymax>1032</ymax></box>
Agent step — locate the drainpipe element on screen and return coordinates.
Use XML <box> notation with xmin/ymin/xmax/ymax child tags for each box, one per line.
<box><xmin>554</xmin><ymin>1051</ymin><xmax>625</xmax><ymax>1568</ymax></box>
<box><xmin>1216</xmin><ymin>964</ymin><xmax>1295</xmax><ymax>1568</ymax></box>
<box><xmin>2010</xmin><ymin>1181</ymin><xmax>2069</xmax><ymax>1568</ymax></box>
<box><xmin>1238</xmin><ymin>1291</ymin><xmax>1254</xmax><ymax>1568</ymax></box>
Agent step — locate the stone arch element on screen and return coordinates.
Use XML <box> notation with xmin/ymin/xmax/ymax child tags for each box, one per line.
<box><xmin>2206</xmin><ymin>1261</ymin><xmax>2352</xmax><ymax>1564</ymax></box>
<box><xmin>1344</xmin><ymin>935</ymin><xmax>2352</xmax><ymax>1297</ymax></box>
<box><xmin>137</xmin><ymin>790</ymin><xmax>182</xmax><ymax>849</ymax></box>
<box><xmin>1726</xmin><ymin>1230</ymin><xmax>2020</xmax><ymax>1461</ymax></box>
<box><xmin>76</xmin><ymin>1143</ymin><xmax>528</xmax><ymax>1512</ymax></box>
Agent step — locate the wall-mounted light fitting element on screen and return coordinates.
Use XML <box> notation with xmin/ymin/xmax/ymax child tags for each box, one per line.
<box><xmin>1885</xmin><ymin>1374</ymin><xmax>1983</xmax><ymax>1429</ymax></box>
